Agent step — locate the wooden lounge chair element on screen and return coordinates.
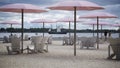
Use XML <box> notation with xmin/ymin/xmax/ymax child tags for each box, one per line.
<box><xmin>6</xmin><ymin>36</ymin><xmax>21</xmax><ymax>55</ymax></box>
<box><xmin>107</xmin><ymin>38</ymin><xmax>120</xmax><ymax>60</ymax></box>
<box><xmin>3</xmin><ymin>36</ymin><xmax>9</xmax><ymax>43</ymax></box>
<box><xmin>29</xmin><ymin>36</ymin><xmax>48</xmax><ymax>53</ymax></box>
<box><xmin>80</xmin><ymin>37</ymin><xmax>97</xmax><ymax>49</ymax></box>
<box><xmin>47</xmin><ymin>36</ymin><xmax>52</xmax><ymax>44</ymax></box>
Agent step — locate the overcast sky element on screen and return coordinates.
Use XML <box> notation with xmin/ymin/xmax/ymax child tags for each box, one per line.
<box><xmin>0</xmin><ymin>0</ymin><xmax>120</xmax><ymax>30</ymax></box>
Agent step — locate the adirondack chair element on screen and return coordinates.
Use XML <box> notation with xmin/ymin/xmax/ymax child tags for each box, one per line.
<box><xmin>6</xmin><ymin>37</ymin><xmax>21</xmax><ymax>54</ymax></box>
<box><xmin>107</xmin><ymin>38</ymin><xmax>120</xmax><ymax>60</ymax></box>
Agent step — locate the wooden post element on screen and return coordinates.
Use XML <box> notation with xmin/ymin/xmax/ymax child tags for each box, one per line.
<box><xmin>74</xmin><ymin>7</ymin><xmax>76</xmax><ymax>56</ymax></box>
<box><xmin>93</xmin><ymin>24</ymin><xmax>95</xmax><ymax>37</ymax></box>
<box><xmin>43</xmin><ymin>22</ymin><xmax>45</xmax><ymax>37</ymax></box>
<box><xmin>97</xmin><ymin>16</ymin><xmax>99</xmax><ymax>49</ymax></box>
<box><xmin>21</xmin><ymin>9</ymin><xmax>24</xmax><ymax>53</ymax></box>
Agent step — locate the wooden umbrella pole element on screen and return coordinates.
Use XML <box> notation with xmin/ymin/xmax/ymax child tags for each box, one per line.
<box><xmin>74</xmin><ymin>7</ymin><xmax>77</xmax><ymax>56</ymax></box>
<box><xmin>69</xmin><ymin>21</ymin><xmax>71</xmax><ymax>42</ymax></box>
<box><xmin>10</xmin><ymin>24</ymin><xmax>12</xmax><ymax>36</ymax></box>
<box><xmin>93</xmin><ymin>24</ymin><xmax>95</xmax><ymax>37</ymax></box>
<box><xmin>43</xmin><ymin>22</ymin><xmax>45</xmax><ymax>37</ymax></box>
<box><xmin>101</xmin><ymin>25</ymin><xmax>102</xmax><ymax>38</ymax></box>
<box><xmin>21</xmin><ymin>9</ymin><xmax>24</xmax><ymax>53</ymax></box>
<box><xmin>97</xmin><ymin>16</ymin><xmax>99</xmax><ymax>49</ymax></box>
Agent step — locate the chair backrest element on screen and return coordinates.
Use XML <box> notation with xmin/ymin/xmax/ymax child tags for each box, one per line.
<box><xmin>24</xmin><ymin>34</ymin><xmax>29</xmax><ymax>40</ymax></box>
<box><xmin>31</xmin><ymin>36</ymin><xmax>43</xmax><ymax>50</ymax></box>
<box><xmin>47</xmin><ymin>36</ymin><xmax>52</xmax><ymax>44</ymax></box>
<box><xmin>3</xmin><ymin>36</ymin><xmax>9</xmax><ymax>43</ymax></box>
<box><xmin>11</xmin><ymin>37</ymin><xmax>21</xmax><ymax>52</ymax></box>
<box><xmin>108</xmin><ymin>38</ymin><xmax>120</xmax><ymax>54</ymax></box>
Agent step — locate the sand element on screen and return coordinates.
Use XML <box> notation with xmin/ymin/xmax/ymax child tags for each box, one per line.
<box><xmin>0</xmin><ymin>40</ymin><xmax>120</xmax><ymax>68</ymax></box>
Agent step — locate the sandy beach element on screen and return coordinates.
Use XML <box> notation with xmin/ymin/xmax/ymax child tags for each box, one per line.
<box><xmin>0</xmin><ymin>40</ymin><xmax>120</xmax><ymax>68</ymax></box>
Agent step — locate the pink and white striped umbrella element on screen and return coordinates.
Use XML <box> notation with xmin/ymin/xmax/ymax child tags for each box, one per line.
<box><xmin>47</xmin><ymin>0</ymin><xmax>104</xmax><ymax>56</ymax></box>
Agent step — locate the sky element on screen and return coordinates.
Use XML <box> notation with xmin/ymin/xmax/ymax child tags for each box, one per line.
<box><xmin>0</xmin><ymin>0</ymin><xmax>120</xmax><ymax>30</ymax></box>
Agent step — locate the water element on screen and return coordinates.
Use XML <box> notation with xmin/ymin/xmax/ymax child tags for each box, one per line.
<box><xmin>0</xmin><ymin>32</ymin><xmax>119</xmax><ymax>38</ymax></box>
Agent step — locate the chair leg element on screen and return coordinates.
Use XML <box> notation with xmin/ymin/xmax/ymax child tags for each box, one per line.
<box><xmin>107</xmin><ymin>53</ymin><xmax>115</xmax><ymax>59</ymax></box>
<box><xmin>6</xmin><ymin>46</ymin><xmax>12</xmax><ymax>54</ymax></box>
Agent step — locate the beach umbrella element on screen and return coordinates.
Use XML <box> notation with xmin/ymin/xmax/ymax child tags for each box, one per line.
<box><xmin>47</xmin><ymin>0</ymin><xmax>104</xmax><ymax>56</ymax></box>
<box><xmin>79</xmin><ymin>12</ymin><xmax>117</xmax><ymax>49</ymax></box>
<box><xmin>57</xmin><ymin>17</ymin><xmax>81</xmax><ymax>43</ymax></box>
<box><xmin>0</xmin><ymin>3</ymin><xmax>47</xmax><ymax>53</ymax></box>
<box><xmin>31</xmin><ymin>19</ymin><xmax>55</xmax><ymax>37</ymax></box>
<box><xmin>0</xmin><ymin>20</ymin><xmax>21</xmax><ymax>35</ymax></box>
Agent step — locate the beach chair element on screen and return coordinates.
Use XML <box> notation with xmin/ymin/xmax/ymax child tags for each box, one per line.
<box><xmin>6</xmin><ymin>36</ymin><xmax>21</xmax><ymax>54</ymax></box>
<box><xmin>62</xmin><ymin>36</ymin><xmax>69</xmax><ymax>45</ymax></box>
<box><xmin>29</xmin><ymin>36</ymin><xmax>48</xmax><ymax>53</ymax></box>
<box><xmin>42</xmin><ymin>36</ymin><xmax>49</xmax><ymax>52</ymax></box>
<box><xmin>3</xmin><ymin>36</ymin><xmax>9</xmax><ymax>43</ymax></box>
<box><xmin>80</xmin><ymin>37</ymin><xmax>96</xmax><ymax>49</ymax></box>
<box><xmin>107</xmin><ymin>38</ymin><xmax>120</xmax><ymax>60</ymax></box>
<box><xmin>26</xmin><ymin>36</ymin><xmax>42</xmax><ymax>53</ymax></box>
<box><xmin>47</xmin><ymin>36</ymin><xmax>52</xmax><ymax>44</ymax></box>
<box><xmin>24</xmin><ymin>34</ymin><xmax>29</xmax><ymax>41</ymax></box>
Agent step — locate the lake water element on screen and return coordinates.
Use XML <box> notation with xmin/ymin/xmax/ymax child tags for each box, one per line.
<box><xmin>0</xmin><ymin>32</ymin><xmax>119</xmax><ymax>38</ymax></box>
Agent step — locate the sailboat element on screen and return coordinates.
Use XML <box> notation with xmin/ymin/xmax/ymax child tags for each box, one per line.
<box><xmin>48</xmin><ymin>25</ymin><xmax>67</xmax><ymax>34</ymax></box>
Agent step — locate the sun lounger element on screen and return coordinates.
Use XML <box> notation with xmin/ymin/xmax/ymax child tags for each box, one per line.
<box><xmin>80</xmin><ymin>37</ymin><xmax>97</xmax><ymax>49</ymax></box>
<box><xmin>3</xmin><ymin>36</ymin><xmax>9</xmax><ymax>43</ymax></box>
<box><xmin>107</xmin><ymin>38</ymin><xmax>120</xmax><ymax>60</ymax></box>
<box><xmin>47</xmin><ymin>36</ymin><xmax>52</xmax><ymax>44</ymax></box>
<box><xmin>29</xmin><ymin>36</ymin><xmax>48</xmax><ymax>53</ymax></box>
<box><xmin>6</xmin><ymin>36</ymin><xmax>21</xmax><ymax>54</ymax></box>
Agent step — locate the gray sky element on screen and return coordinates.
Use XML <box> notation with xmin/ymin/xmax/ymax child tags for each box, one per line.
<box><xmin>0</xmin><ymin>0</ymin><xmax>120</xmax><ymax>30</ymax></box>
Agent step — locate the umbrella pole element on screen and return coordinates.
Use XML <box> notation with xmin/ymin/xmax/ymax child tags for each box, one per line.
<box><xmin>69</xmin><ymin>21</ymin><xmax>71</xmax><ymax>43</ymax></box>
<box><xmin>43</xmin><ymin>22</ymin><xmax>44</xmax><ymax>37</ymax></box>
<box><xmin>74</xmin><ymin>7</ymin><xmax>76</xmax><ymax>56</ymax></box>
<box><xmin>93</xmin><ymin>24</ymin><xmax>94</xmax><ymax>37</ymax></box>
<box><xmin>101</xmin><ymin>25</ymin><xmax>102</xmax><ymax>38</ymax></box>
<box><xmin>10</xmin><ymin>24</ymin><xmax>12</xmax><ymax>36</ymax></box>
<box><xmin>97</xmin><ymin>17</ymin><xmax>99</xmax><ymax>49</ymax></box>
<box><xmin>119</xmin><ymin>26</ymin><xmax>120</xmax><ymax>38</ymax></box>
<box><xmin>21</xmin><ymin>9</ymin><xmax>24</xmax><ymax>53</ymax></box>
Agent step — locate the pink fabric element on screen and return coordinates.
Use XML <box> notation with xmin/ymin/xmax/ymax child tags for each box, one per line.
<box><xmin>48</xmin><ymin>1</ymin><xmax>104</xmax><ymax>11</ymax></box>
<box><xmin>57</xmin><ymin>17</ymin><xmax>81</xmax><ymax>22</ymax></box>
<box><xmin>112</xmin><ymin>24</ymin><xmax>120</xmax><ymax>27</ymax></box>
<box><xmin>0</xmin><ymin>21</ymin><xmax>20</xmax><ymax>25</ymax></box>
<box><xmin>82</xmin><ymin>21</ymin><xmax>111</xmax><ymax>25</ymax></box>
<box><xmin>0</xmin><ymin>3</ymin><xmax>47</xmax><ymax>13</ymax></box>
<box><xmin>31</xmin><ymin>19</ymin><xmax>55</xmax><ymax>23</ymax></box>
<box><xmin>79</xmin><ymin>12</ymin><xmax>117</xmax><ymax>18</ymax></box>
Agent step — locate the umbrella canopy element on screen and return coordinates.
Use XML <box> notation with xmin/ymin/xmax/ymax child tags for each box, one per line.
<box><xmin>0</xmin><ymin>3</ymin><xmax>47</xmax><ymax>53</ymax></box>
<box><xmin>31</xmin><ymin>19</ymin><xmax>55</xmax><ymax>37</ymax></box>
<box><xmin>47</xmin><ymin>0</ymin><xmax>104</xmax><ymax>56</ymax></box>
<box><xmin>79</xmin><ymin>12</ymin><xmax>117</xmax><ymax>18</ymax></box>
<box><xmin>0</xmin><ymin>20</ymin><xmax>20</xmax><ymax>25</ymax></box>
<box><xmin>0</xmin><ymin>20</ymin><xmax>21</xmax><ymax>35</ymax></box>
<box><xmin>79</xmin><ymin>12</ymin><xmax>117</xmax><ymax>49</ymax></box>
<box><xmin>0</xmin><ymin>3</ymin><xmax>47</xmax><ymax>13</ymax></box>
<box><xmin>82</xmin><ymin>21</ymin><xmax>111</xmax><ymax>37</ymax></box>
<box><xmin>82</xmin><ymin>21</ymin><xmax>110</xmax><ymax>25</ymax></box>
